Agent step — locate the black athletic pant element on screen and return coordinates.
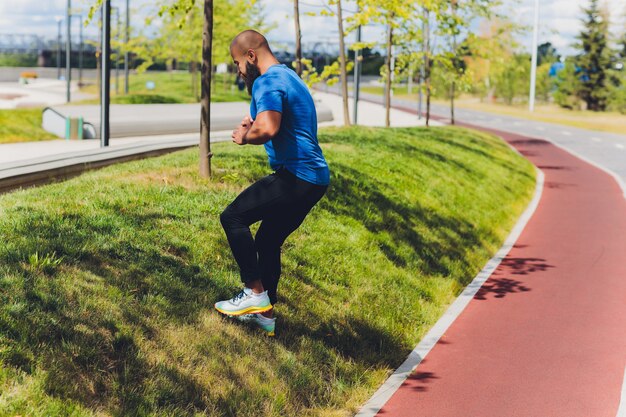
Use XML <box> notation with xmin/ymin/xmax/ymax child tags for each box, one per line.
<box><xmin>220</xmin><ymin>167</ymin><xmax>328</xmax><ymax>305</ymax></box>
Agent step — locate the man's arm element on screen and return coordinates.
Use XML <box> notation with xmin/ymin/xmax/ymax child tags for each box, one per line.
<box><xmin>244</xmin><ymin>110</ymin><xmax>281</xmax><ymax>144</ymax></box>
<box><xmin>232</xmin><ymin>111</ymin><xmax>281</xmax><ymax>145</ymax></box>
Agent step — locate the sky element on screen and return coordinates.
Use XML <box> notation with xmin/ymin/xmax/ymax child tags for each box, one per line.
<box><xmin>0</xmin><ymin>0</ymin><xmax>624</xmax><ymax>57</ymax></box>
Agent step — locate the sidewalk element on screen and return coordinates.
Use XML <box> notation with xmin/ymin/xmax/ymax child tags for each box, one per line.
<box><xmin>314</xmin><ymin>91</ymin><xmax>439</xmax><ymax>128</ymax></box>
<box><xmin>0</xmin><ymin>91</ymin><xmax>431</xmax><ymax>193</ymax></box>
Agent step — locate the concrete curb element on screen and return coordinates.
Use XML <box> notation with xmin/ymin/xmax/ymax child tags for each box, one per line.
<box><xmin>0</xmin><ymin>136</ymin><xmax>230</xmax><ymax>194</ymax></box>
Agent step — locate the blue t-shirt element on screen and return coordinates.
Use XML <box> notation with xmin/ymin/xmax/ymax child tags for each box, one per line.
<box><xmin>250</xmin><ymin>64</ymin><xmax>330</xmax><ymax>186</ymax></box>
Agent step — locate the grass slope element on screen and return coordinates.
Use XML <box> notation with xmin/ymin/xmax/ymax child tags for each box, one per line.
<box><xmin>0</xmin><ymin>109</ymin><xmax>53</xmax><ymax>144</ymax></box>
<box><xmin>0</xmin><ymin>126</ymin><xmax>536</xmax><ymax>416</ymax></box>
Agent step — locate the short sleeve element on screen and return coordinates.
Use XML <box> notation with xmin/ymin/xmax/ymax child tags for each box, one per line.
<box><xmin>252</xmin><ymin>75</ymin><xmax>284</xmax><ymax>114</ymax></box>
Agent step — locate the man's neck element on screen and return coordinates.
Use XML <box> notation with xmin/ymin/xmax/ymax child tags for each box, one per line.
<box><xmin>258</xmin><ymin>58</ymin><xmax>281</xmax><ymax>75</ymax></box>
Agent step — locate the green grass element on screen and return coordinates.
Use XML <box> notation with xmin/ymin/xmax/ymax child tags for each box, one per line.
<box><xmin>0</xmin><ymin>108</ymin><xmax>55</xmax><ymax>144</ymax></box>
<box><xmin>78</xmin><ymin>72</ymin><xmax>250</xmax><ymax>105</ymax></box>
<box><xmin>0</xmin><ymin>126</ymin><xmax>536</xmax><ymax>416</ymax></box>
<box><xmin>359</xmin><ymin>85</ymin><xmax>626</xmax><ymax>135</ymax></box>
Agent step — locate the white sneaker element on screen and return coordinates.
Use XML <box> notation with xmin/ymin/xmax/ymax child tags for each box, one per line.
<box><xmin>234</xmin><ymin>313</ymin><xmax>276</xmax><ymax>337</ymax></box>
<box><xmin>214</xmin><ymin>287</ymin><xmax>273</xmax><ymax>316</ymax></box>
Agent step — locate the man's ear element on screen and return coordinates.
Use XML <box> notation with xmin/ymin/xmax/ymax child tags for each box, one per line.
<box><xmin>246</xmin><ymin>49</ymin><xmax>257</xmax><ymax>64</ymax></box>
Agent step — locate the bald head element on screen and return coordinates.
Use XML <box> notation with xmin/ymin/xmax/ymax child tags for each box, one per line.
<box><xmin>230</xmin><ymin>30</ymin><xmax>272</xmax><ymax>56</ymax></box>
<box><xmin>230</xmin><ymin>30</ymin><xmax>280</xmax><ymax>95</ymax></box>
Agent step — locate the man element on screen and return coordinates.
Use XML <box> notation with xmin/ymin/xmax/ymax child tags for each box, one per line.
<box><xmin>214</xmin><ymin>30</ymin><xmax>330</xmax><ymax>337</ymax></box>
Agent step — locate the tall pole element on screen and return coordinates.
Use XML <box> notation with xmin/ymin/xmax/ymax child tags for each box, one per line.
<box><xmin>352</xmin><ymin>4</ymin><xmax>362</xmax><ymax>125</ymax></box>
<box><xmin>97</xmin><ymin>8</ymin><xmax>102</xmax><ymax>102</ymax></box>
<box><xmin>529</xmin><ymin>0</ymin><xmax>539</xmax><ymax>112</ymax></box>
<box><xmin>57</xmin><ymin>18</ymin><xmax>62</xmax><ymax>80</ymax></box>
<box><xmin>66</xmin><ymin>0</ymin><xmax>71</xmax><ymax>103</ymax></box>
<box><xmin>124</xmin><ymin>0</ymin><xmax>130</xmax><ymax>94</ymax></box>
<box><xmin>200</xmin><ymin>0</ymin><xmax>213</xmax><ymax>177</ymax></box>
<box><xmin>101</xmin><ymin>1</ymin><xmax>111</xmax><ymax>148</ymax></box>
<box><xmin>418</xmin><ymin>11</ymin><xmax>426</xmax><ymax>120</ymax></box>
<box><xmin>78</xmin><ymin>15</ymin><xmax>83</xmax><ymax>86</ymax></box>
<box><xmin>114</xmin><ymin>7</ymin><xmax>120</xmax><ymax>96</ymax></box>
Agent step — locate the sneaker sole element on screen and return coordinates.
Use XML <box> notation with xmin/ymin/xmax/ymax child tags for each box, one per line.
<box><xmin>214</xmin><ymin>304</ymin><xmax>273</xmax><ymax>316</ymax></box>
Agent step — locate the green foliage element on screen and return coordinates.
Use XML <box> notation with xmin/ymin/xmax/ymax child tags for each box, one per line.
<box><xmin>537</xmin><ymin>42</ymin><xmax>560</xmax><ymax>66</ymax></box>
<box><xmin>554</xmin><ymin>59</ymin><xmax>583</xmax><ymax>110</ymax></box>
<box><xmin>575</xmin><ymin>0</ymin><xmax>611</xmax><ymax>111</ymax></box>
<box><xmin>607</xmin><ymin>69</ymin><xmax>626</xmax><ymax>114</ymax></box>
<box><xmin>0</xmin><ymin>53</ymin><xmax>38</xmax><ymax>67</ymax></box>
<box><xmin>0</xmin><ymin>126</ymin><xmax>536</xmax><ymax>416</ymax></box>
<box><xmin>493</xmin><ymin>54</ymin><xmax>530</xmax><ymax>105</ymax></box>
<box><xmin>535</xmin><ymin>63</ymin><xmax>554</xmax><ymax>103</ymax></box>
<box><xmin>110</xmin><ymin>0</ymin><xmax>271</xmax><ymax>76</ymax></box>
<box><xmin>298</xmin><ymin>58</ymin><xmax>353</xmax><ymax>89</ymax></box>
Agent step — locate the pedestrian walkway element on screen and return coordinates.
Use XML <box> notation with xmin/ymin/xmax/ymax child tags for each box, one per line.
<box><xmin>357</xmin><ymin>124</ymin><xmax>626</xmax><ymax>415</ymax></box>
<box><xmin>0</xmin><ymin>91</ymin><xmax>430</xmax><ymax>193</ymax></box>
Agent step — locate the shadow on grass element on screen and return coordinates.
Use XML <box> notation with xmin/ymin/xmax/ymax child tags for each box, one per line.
<box><xmin>0</xmin><ymin>134</ymin><xmax>533</xmax><ymax>414</ymax></box>
<box><xmin>318</xmin><ymin>162</ymin><xmax>497</xmax><ymax>280</ymax></box>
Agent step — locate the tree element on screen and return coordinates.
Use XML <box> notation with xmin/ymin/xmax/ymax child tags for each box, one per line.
<box><xmin>305</xmin><ymin>1</ymin><xmax>355</xmax><ymax>126</ymax></box>
<box><xmin>335</xmin><ymin>0</ymin><xmax>351</xmax><ymax>126</ymax></box>
<box><xmin>350</xmin><ymin>0</ymin><xmax>418</xmax><ymax>127</ymax></box>
<box><xmin>200</xmin><ymin>0</ymin><xmax>213</xmax><ymax>177</ymax></box>
<box><xmin>293</xmin><ymin>0</ymin><xmax>303</xmax><ymax>76</ymax></box>
<box><xmin>554</xmin><ymin>58</ymin><xmax>583</xmax><ymax>109</ymax></box>
<box><xmin>537</xmin><ymin>42</ymin><xmax>560</xmax><ymax>66</ymax></box>
<box><xmin>493</xmin><ymin>54</ymin><xmax>530</xmax><ymax>105</ymax></box>
<box><xmin>576</xmin><ymin>0</ymin><xmax>610</xmax><ymax>111</ymax></box>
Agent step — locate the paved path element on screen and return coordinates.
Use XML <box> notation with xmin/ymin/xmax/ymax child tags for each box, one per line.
<box><xmin>339</xmin><ymin>94</ymin><xmax>626</xmax><ymax>416</ymax></box>
<box><xmin>0</xmin><ymin>91</ymin><xmax>421</xmax><ymax>192</ymax></box>
<box><xmin>377</xmin><ymin>125</ymin><xmax>626</xmax><ymax>416</ymax></box>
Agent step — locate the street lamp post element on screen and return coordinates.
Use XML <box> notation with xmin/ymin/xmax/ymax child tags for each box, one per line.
<box><xmin>56</xmin><ymin>17</ymin><xmax>62</xmax><ymax>80</ymax></box>
<box><xmin>101</xmin><ymin>0</ymin><xmax>111</xmax><ymax>147</ymax></box>
<box><xmin>529</xmin><ymin>0</ymin><xmax>539</xmax><ymax>112</ymax></box>
<box><xmin>66</xmin><ymin>0</ymin><xmax>71</xmax><ymax>103</ymax></box>
<box><xmin>124</xmin><ymin>0</ymin><xmax>130</xmax><ymax>94</ymax></box>
<box><xmin>112</xmin><ymin>7</ymin><xmax>120</xmax><ymax>96</ymax></box>
<box><xmin>69</xmin><ymin>14</ymin><xmax>83</xmax><ymax>86</ymax></box>
<box><xmin>352</xmin><ymin>5</ymin><xmax>362</xmax><ymax>125</ymax></box>
<box><xmin>78</xmin><ymin>15</ymin><xmax>83</xmax><ymax>87</ymax></box>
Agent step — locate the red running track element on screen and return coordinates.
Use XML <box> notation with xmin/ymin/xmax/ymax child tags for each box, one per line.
<box><xmin>377</xmin><ymin>127</ymin><xmax>626</xmax><ymax>416</ymax></box>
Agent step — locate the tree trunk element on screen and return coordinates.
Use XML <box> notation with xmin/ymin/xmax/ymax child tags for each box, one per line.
<box><xmin>200</xmin><ymin>0</ymin><xmax>213</xmax><ymax>178</ymax></box>
<box><xmin>336</xmin><ymin>0</ymin><xmax>350</xmax><ymax>126</ymax></box>
<box><xmin>424</xmin><ymin>8</ymin><xmax>431</xmax><ymax>127</ymax></box>
<box><xmin>385</xmin><ymin>23</ymin><xmax>393</xmax><ymax>127</ymax></box>
<box><xmin>191</xmin><ymin>61</ymin><xmax>198</xmax><ymax>101</ymax></box>
<box><xmin>450</xmin><ymin>0</ymin><xmax>457</xmax><ymax>125</ymax></box>
<box><xmin>294</xmin><ymin>0</ymin><xmax>303</xmax><ymax>76</ymax></box>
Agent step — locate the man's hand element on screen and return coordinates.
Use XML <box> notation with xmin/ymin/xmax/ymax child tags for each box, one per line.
<box><xmin>232</xmin><ymin>115</ymin><xmax>254</xmax><ymax>145</ymax></box>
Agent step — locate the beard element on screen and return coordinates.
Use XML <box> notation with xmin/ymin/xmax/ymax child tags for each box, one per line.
<box><xmin>244</xmin><ymin>62</ymin><xmax>262</xmax><ymax>95</ymax></box>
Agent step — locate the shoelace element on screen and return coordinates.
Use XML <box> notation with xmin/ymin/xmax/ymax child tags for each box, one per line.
<box><xmin>232</xmin><ymin>289</ymin><xmax>248</xmax><ymax>302</ymax></box>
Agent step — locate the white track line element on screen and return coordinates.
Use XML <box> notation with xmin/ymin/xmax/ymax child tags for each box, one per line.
<box><xmin>355</xmin><ymin>165</ymin><xmax>545</xmax><ymax>417</ymax></box>
<box><xmin>616</xmin><ymin>144</ymin><xmax>625</xmax><ymax>150</ymax></box>
<box><xmin>618</xmin><ymin>366</ymin><xmax>626</xmax><ymax>417</ymax></box>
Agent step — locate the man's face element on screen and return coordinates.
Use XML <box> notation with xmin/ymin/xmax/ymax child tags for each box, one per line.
<box><xmin>231</xmin><ymin>48</ymin><xmax>261</xmax><ymax>95</ymax></box>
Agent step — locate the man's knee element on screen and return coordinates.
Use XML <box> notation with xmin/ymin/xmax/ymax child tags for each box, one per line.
<box><xmin>220</xmin><ymin>206</ymin><xmax>236</xmax><ymax>230</ymax></box>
